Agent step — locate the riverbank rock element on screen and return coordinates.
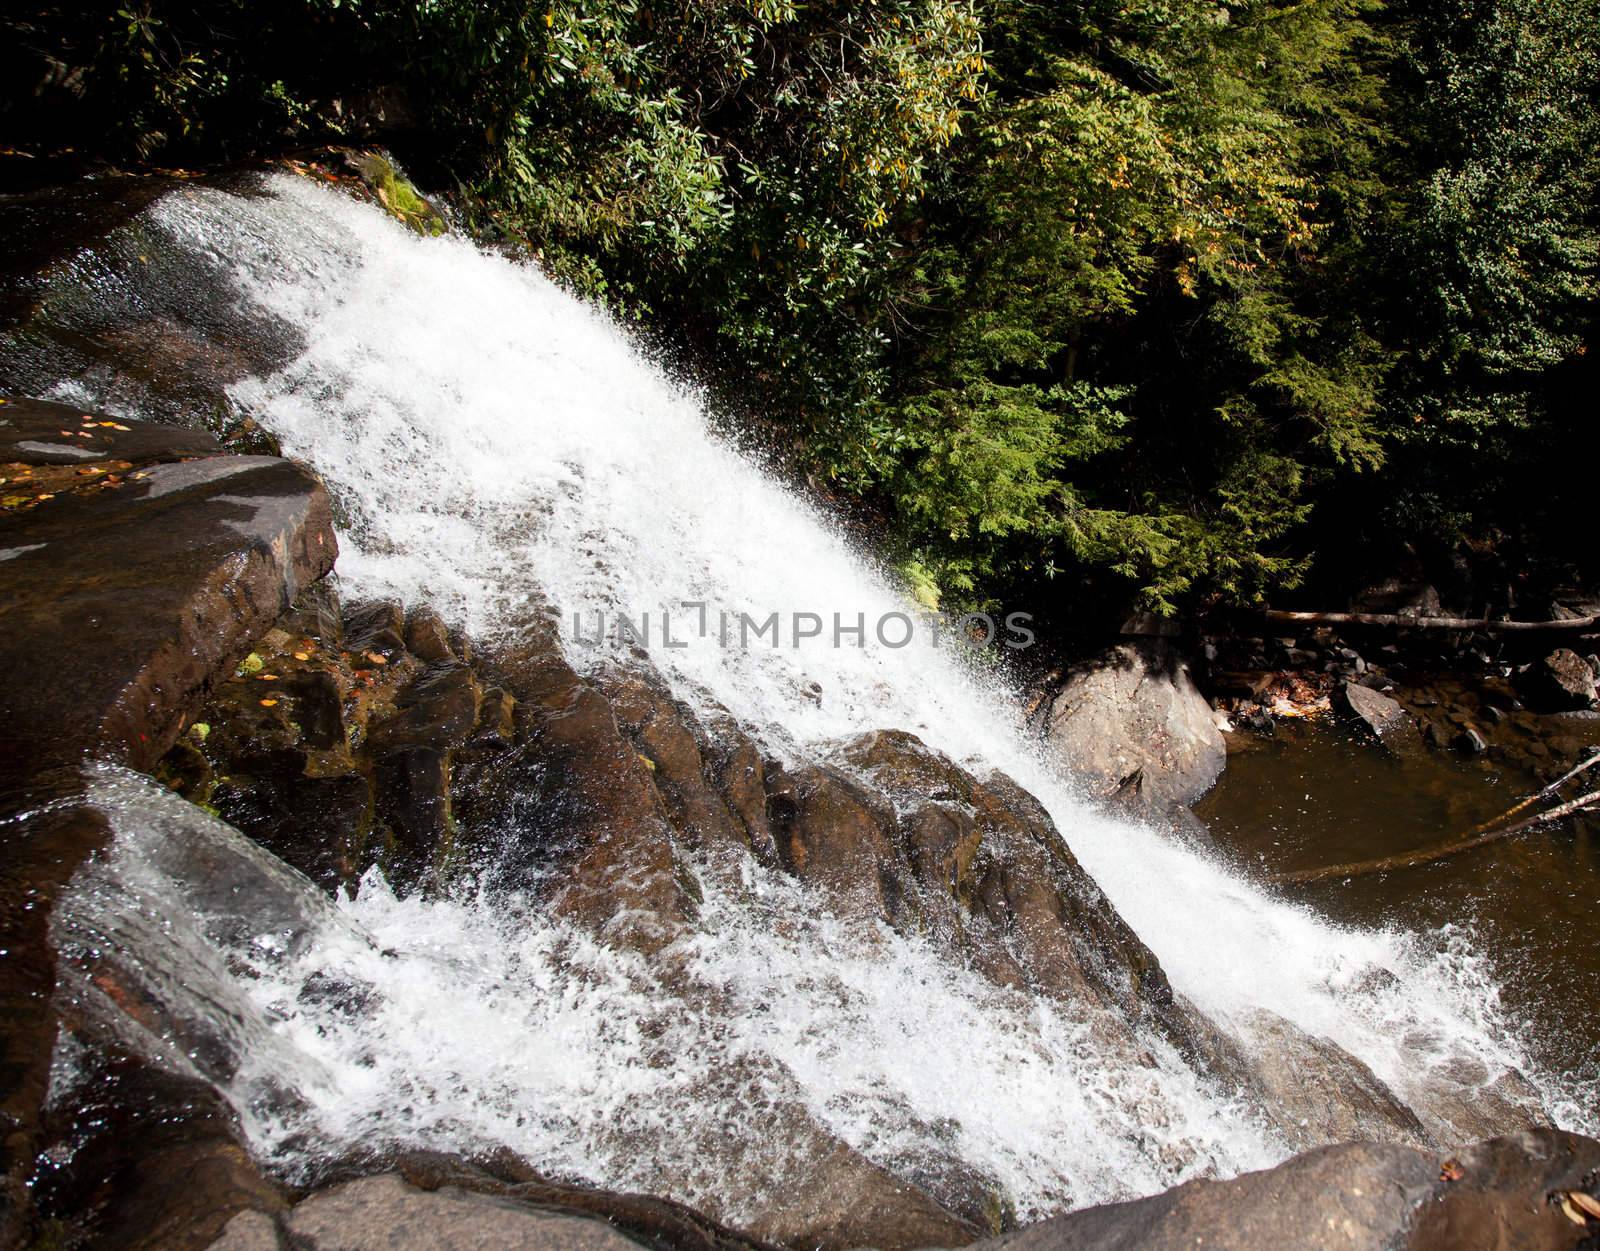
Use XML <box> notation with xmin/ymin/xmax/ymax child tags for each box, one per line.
<box><xmin>992</xmin><ymin>1129</ymin><xmax>1600</xmax><ymax>1251</ymax></box>
<box><xmin>1518</xmin><ymin>648</ymin><xmax>1598</xmax><ymax>712</ymax></box>
<box><xmin>1029</xmin><ymin>641</ymin><xmax>1225</xmax><ymax>814</ymax></box>
<box><xmin>1332</xmin><ymin>679</ymin><xmax>1409</xmax><ymax>738</ymax></box>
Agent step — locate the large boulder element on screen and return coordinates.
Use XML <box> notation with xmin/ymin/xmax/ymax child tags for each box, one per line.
<box><xmin>993</xmin><ymin>1129</ymin><xmax>1600</xmax><ymax>1251</ymax></box>
<box><xmin>1518</xmin><ymin>648</ymin><xmax>1598</xmax><ymax>712</ymax></box>
<box><xmin>1029</xmin><ymin>641</ymin><xmax>1225</xmax><ymax>814</ymax></box>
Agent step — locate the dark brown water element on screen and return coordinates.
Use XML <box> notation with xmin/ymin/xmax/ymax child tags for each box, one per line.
<box><xmin>1196</xmin><ymin>715</ymin><xmax>1600</xmax><ymax>1103</ymax></box>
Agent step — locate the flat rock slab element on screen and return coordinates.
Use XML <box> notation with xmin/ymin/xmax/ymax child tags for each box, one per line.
<box><xmin>0</xmin><ymin>395</ymin><xmax>221</xmax><ymax>464</ymax></box>
<box><xmin>0</xmin><ymin>413</ymin><xmax>334</xmax><ymax>787</ymax></box>
<box><xmin>210</xmin><ymin>1175</ymin><xmax>652</xmax><ymax>1251</ymax></box>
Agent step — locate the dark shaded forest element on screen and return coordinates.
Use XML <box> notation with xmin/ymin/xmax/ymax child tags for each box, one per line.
<box><xmin>4</xmin><ymin>0</ymin><xmax>1596</xmax><ymax>624</ymax></box>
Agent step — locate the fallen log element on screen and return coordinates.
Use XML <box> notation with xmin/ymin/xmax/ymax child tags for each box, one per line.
<box><xmin>1262</xmin><ymin>608</ymin><xmax>1600</xmax><ymax>633</ymax></box>
<box><xmin>1274</xmin><ymin>787</ymin><xmax>1600</xmax><ymax>886</ymax></box>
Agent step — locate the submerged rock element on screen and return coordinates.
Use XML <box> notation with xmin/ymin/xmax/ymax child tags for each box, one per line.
<box><xmin>1029</xmin><ymin>641</ymin><xmax>1225</xmax><ymax>816</ymax></box>
<box><xmin>1223</xmin><ymin>1010</ymin><xmax>1433</xmax><ymax>1152</ymax></box>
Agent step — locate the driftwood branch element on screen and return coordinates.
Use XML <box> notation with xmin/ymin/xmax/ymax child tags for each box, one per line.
<box><xmin>1262</xmin><ymin>608</ymin><xmax>1600</xmax><ymax>634</ymax></box>
<box><xmin>1274</xmin><ymin>788</ymin><xmax>1600</xmax><ymax>887</ymax></box>
<box><xmin>1459</xmin><ymin>750</ymin><xmax>1600</xmax><ymax>836</ymax></box>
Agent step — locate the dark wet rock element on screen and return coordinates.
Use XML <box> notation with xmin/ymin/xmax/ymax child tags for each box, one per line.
<box><xmin>1453</xmin><ymin>724</ymin><xmax>1489</xmax><ymax>755</ymax></box>
<box><xmin>788</xmin><ymin>729</ymin><xmax>1223</xmax><ymax>1071</ymax></box>
<box><xmin>464</xmin><ymin>628</ymin><xmax>694</xmax><ymax>949</ymax></box>
<box><xmin>5</xmin><ymin>772</ymin><xmax>361</xmax><ymax>1251</ymax></box>
<box><xmin>1332</xmin><ymin>679</ymin><xmax>1408</xmax><ymax>738</ymax></box>
<box><xmin>0</xmin><ymin>173</ymin><xmax>304</xmax><ymax>436</ymax></box>
<box><xmin>344</xmin><ymin>599</ymin><xmax>408</xmax><ymax>658</ymax></box>
<box><xmin>1351</xmin><ymin>579</ymin><xmax>1443</xmax><ymax>618</ymax></box>
<box><xmin>767</xmin><ymin>760</ymin><xmax>907</xmax><ymax>922</ymax></box>
<box><xmin>39</xmin><ymin>1053</ymin><xmax>288</xmax><ymax>1251</ymax></box>
<box><xmin>1029</xmin><ymin>641</ymin><xmax>1225</xmax><ymax>815</ymax></box>
<box><xmin>0</xmin><ymin>413</ymin><xmax>336</xmax><ymax>789</ymax></box>
<box><xmin>369</xmin><ymin>662</ymin><xmax>482</xmax><ymax>755</ymax></box>
<box><xmin>212</xmin><ymin>768</ymin><xmax>375</xmax><ymax>893</ymax></box>
<box><xmin>162</xmin><ymin>604</ymin><xmax>502</xmax><ymax>897</ymax></box>
<box><xmin>1518</xmin><ymin>648</ymin><xmax>1598</xmax><ymax>712</ymax></box>
<box><xmin>693</xmin><ymin>713</ymin><xmax>784</xmax><ymax>869</ymax></box>
<box><xmin>0</xmin><ymin>176</ymin><xmax>174</xmax><ymax>331</ymax></box>
<box><xmin>405</xmin><ymin>605</ymin><xmax>456</xmax><ymax>662</ymax></box>
<box><xmin>278</xmin><ymin>579</ymin><xmax>345</xmax><ymax>647</ymax></box>
<box><xmin>992</xmin><ymin>1129</ymin><xmax>1600</xmax><ymax>1251</ymax></box>
<box><xmin>374</xmin><ymin>748</ymin><xmax>456</xmax><ymax>891</ymax></box>
<box><xmin>0</xmin><ymin>395</ymin><xmax>222</xmax><ymax>463</ymax></box>
<box><xmin>473</xmin><ymin>686</ymin><xmax>518</xmax><ymax>745</ymax></box>
<box><xmin>0</xmin><ymin>515</ymin><xmax>352</xmax><ymax>1244</ymax></box>
<box><xmin>593</xmin><ymin>665</ymin><xmax>776</xmax><ymax>870</ymax></box>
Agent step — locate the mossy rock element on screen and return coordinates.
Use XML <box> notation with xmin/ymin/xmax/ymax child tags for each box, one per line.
<box><xmin>348</xmin><ymin>150</ymin><xmax>447</xmax><ymax>237</ymax></box>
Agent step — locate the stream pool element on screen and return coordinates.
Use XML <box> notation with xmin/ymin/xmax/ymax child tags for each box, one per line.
<box><xmin>1196</xmin><ymin>712</ymin><xmax>1600</xmax><ymax>1118</ymax></box>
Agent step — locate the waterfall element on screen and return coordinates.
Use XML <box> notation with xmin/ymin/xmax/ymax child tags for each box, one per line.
<box><xmin>36</xmin><ymin>175</ymin><xmax>1593</xmax><ymax>1221</ymax></box>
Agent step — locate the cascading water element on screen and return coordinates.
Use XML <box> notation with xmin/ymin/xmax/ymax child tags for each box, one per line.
<box><xmin>34</xmin><ymin>174</ymin><xmax>1596</xmax><ymax>1222</ymax></box>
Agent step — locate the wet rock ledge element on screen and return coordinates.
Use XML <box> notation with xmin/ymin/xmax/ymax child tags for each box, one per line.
<box><xmin>0</xmin><ymin>396</ymin><xmax>335</xmax><ymax>787</ymax></box>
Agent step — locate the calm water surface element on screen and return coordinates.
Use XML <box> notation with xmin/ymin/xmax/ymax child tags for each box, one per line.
<box><xmin>1196</xmin><ymin>716</ymin><xmax>1600</xmax><ymax>1099</ymax></box>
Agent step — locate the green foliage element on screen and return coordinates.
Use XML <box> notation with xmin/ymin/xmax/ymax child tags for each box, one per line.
<box><xmin>844</xmin><ymin>0</ymin><xmax>1397</xmax><ymax>609</ymax></box>
<box><xmin>1387</xmin><ymin>0</ymin><xmax>1599</xmax><ymax>438</ymax></box>
<box><xmin>0</xmin><ymin>2</ymin><xmax>374</xmax><ymax>159</ymax></box>
<box><xmin>3</xmin><ymin>0</ymin><xmax>1596</xmax><ymax>617</ymax></box>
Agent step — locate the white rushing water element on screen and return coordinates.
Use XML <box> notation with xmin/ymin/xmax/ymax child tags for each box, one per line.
<box><xmin>49</xmin><ymin>175</ymin><xmax>1594</xmax><ymax>1218</ymax></box>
